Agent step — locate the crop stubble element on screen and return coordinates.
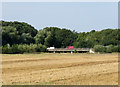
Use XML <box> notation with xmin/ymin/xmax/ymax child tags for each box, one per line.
<box><xmin>1</xmin><ymin>53</ymin><xmax>118</xmax><ymax>85</ymax></box>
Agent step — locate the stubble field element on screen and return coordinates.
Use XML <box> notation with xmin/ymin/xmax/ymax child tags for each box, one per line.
<box><xmin>1</xmin><ymin>53</ymin><xmax>118</xmax><ymax>85</ymax></box>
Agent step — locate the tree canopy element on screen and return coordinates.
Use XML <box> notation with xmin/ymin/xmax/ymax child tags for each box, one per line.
<box><xmin>1</xmin><ymin>21</ymin><xmax>38</xmax><ymax>45</ymax></box>
<box><xmin>1</xmin><ymin>21</ymin><xmax>119</xmax><ymax>53</ymax></box>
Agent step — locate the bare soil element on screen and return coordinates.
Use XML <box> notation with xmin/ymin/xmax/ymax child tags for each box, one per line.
<box><xmin>1</xmin><ymin>53</ymin><xmax>118</xmax><ymax>85</ymax></box>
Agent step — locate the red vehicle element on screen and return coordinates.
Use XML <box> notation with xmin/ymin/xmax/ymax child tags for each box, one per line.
<box><xmin>66</xmin><ymin>46</ymin><xmax>74</xmax><ymax>49</ymax></box>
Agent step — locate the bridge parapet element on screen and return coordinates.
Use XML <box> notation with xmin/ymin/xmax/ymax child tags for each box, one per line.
<box><xmin>47</xmin><ymin>48</ymin><xmax>90</xmax><ymax>52</ymax></box>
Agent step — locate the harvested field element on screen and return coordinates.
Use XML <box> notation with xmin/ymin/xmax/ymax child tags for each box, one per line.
<box><xmin>1</xmin><ymin>53</ymin><xmax>118</xmax><ymax>85</ymax></box>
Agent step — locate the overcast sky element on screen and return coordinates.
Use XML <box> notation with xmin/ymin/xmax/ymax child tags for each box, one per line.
<box><xmin>2</xmin><ymin>2</ymin><xmax>118</xmax><ymax>32</ymax></box>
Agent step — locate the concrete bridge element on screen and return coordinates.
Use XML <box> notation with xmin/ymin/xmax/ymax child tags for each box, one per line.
<box><xmin>47</xmin><ymin>48</ymin><xmax>94</xmax><ymax>53</ymax></box>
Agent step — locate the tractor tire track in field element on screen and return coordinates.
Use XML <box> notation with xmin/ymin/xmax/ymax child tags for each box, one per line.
<box><xmin>45</xmin><ymin>71</ymin><xmax>118</xmax><ymax>85</ymax></box>
<box><xmin>2</xmin><ymin>58</ymin><xmax>55</xmax><ymax>64</ymax></box>
<box><xmin>2</xmin><ymin>60</ymin><xmax>117</xmax><ymax>73</ymax></box>
<box><xmin>2</xmin><ymin>53</ymin><xmax>118</xmax><ymax>85</ymax></box>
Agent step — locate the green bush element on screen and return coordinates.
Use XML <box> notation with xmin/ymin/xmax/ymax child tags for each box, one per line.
<box><xmin>36</xmin><ymin>44</ymin><xmax>46</xmax><ymax>52</ymax></box>
<box><xmin>94</xmin><ymin>45</ymin><xmax>106</xmax><ymax>53</ymax></box>
<box><xmin>106</xmin><ymin>47</ymin><xmax>112</xmax><ymax>53</ymax></box>
<box><xmin>2</xmin><ymin>44</ymin><xmax>46</xmax><ymax>54</ymax></box>
<box><xmin>11</xmin><ymin>44</ymin><xmax>20</xmax><ymax>53</ymax></box>
<box><xmin>74</xmin><ymin>50</ymin><xmax>77</xmax><ymax>53</ymax></box>
<box><xmin>94</xmin><ymin>45</ymin><xmax>119</xmax><ymax>53</ymax></box>
<box><xmin>112</xmin><ymin>46</ymin><xmax>118</xmax><ymax>52</ymax></box>
<box><xmin>2</xmin><ymin>44</ymin><xmax>12</xmax><ymax>54</ymax></box>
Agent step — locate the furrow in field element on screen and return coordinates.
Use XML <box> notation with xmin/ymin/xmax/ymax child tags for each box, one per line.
<box><xmin>2</xmin><ymin>58</ymin><xmax>58</xmax><ymax>64</ymax></box>
<box><xmin>2</xmin><ymin>60</ymin><xmax>117</xmax><ymax>73</ymax></box>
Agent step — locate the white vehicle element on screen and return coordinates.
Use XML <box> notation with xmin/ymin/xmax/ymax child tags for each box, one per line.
<box><xmin>47</xmin><ymin>47</ymin><xmax>55</xmax><ymax>50</ymax></box>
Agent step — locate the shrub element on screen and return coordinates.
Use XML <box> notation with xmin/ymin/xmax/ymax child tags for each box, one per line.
<box><xmin>94</xmin><ymin>45</ymin><xmax>119</xmax><ymax>53</ymax></box>
<box><xmin>2</xmin><ymin>44</ymin><xmax>13</xmax><ymax>54</ymax></box>
<box><xmin>74</xmin><ymin>50</ymin><xmax>77</xmax><ymax>53</ymax></box>
<box><xmin>94</xmin><ymin>45</ymin><xmax>106</xmax><ymax>53</ymax></box>
<box><xmin>11</xmin><ymin>44</ymin><xmax>20</xmax><ymax>53</ymax></box>
<box><xmin>36</xmin><ymin>44</ymin><xmax>46</xmax><ymax>52</ymax></box>
<box><xmin>2</xmin><ymin>44</ymin><xmax>47</xmax><ymax>54</ymax></box>
<box><xmin>106</xmin><ymin>47</ymin><xmax>112</xmax><ymax>53</ymax></box>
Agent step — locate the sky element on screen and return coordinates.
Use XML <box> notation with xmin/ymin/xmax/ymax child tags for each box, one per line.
<box><xmin>2</xmin><ymin>2</ymin><xmax>118</xmax><ymax>32</ymax></box>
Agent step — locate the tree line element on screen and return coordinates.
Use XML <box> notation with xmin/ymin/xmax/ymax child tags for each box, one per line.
<box><xmin>1</xmin><ymin>21</ymin><xmax>120</xmax><ymax>53</ymax></box>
